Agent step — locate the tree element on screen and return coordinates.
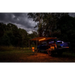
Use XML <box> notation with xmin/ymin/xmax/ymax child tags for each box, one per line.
<box><xmin>28</xmin><ymin>31</ymin><xmax>38</xmax><ymax>47</ymax></box>
<box><xmin>0</xmin><ymin>33</ymin><xmax>11</xmax><ymax>46</ymax></box>
<box><xmin>5</xmin><ymin>31</ymin><xmax>15</xmax><ymax>46</ymax></box>
<box><xmin>57</xmin><ymin>15</ymin><xmax>75</xmax><ymax>42</ymax></box>
<box><xmin>18</xmin><ymin>28</ymin><xmax>28</xmax><ymax>47</ymax></box>
<box><xmin>28</xmin><ymin>9</ymin><xmax>69</xmax><ymax>36</ymax></box>
<box><xmin>0</xmin><ymin>22</ymin><xmax>30</xmax><ymax>47</ymax></box>
<box><xmin>28</xmin><ymin>9</ymin><xmax>69</xmax><ymax>21</ymax></box>
<box><xmin>6</xmin><ymin>23</ymin><xmax>20</xmax><ymax>46</ymax></box>
<box><xmin>0</xmin><ymin>23</ymin><xmax>6</xmax><ymax>37</ymax></box>
<box><xmin>28</xmin><ymin>31</ymin><xmax>38</xmax><ymax>39</ymax></box>
<box><xmin>42</xmin><ymin>13</ymin><xmax>57</xmax><ymax>36</ymax></box>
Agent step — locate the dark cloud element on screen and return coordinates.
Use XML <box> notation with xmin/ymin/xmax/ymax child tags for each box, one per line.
<box><xmin>69</xmin><ymin>9</ymin><xmax>75</xmax><ymax>17</ymax></box>
<box><xmin>0</xmin><ymin>9</ymin><xmax>75</xmax><ymax>32</ymax></box>
<box><xmin>0</xmin><ymin>9</ymin><xmax>36</xmax><ymax>31</ymax></box>
<box><xmin>0</xmin><ymin>14</ymin><xmax>5</xmax><ymax>20</ymax></box>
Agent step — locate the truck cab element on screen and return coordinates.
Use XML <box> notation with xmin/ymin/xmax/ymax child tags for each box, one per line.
<box><xmin>37</xmin><ymin>39</ymin><xmax>69</xmax><ymax>55</ymax></box>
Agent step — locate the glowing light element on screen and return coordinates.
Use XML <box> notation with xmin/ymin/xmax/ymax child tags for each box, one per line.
<box><xmin>39</xmin><ymin>38</ymin><xmax>46</xmax><ymax>41</ymax></box>
<box><xmin>50</xmin><ymin>46</ymin><xmax>55</xmax><ymax>50</ymax></box>
<box><xmin>32</xmin><ymin>47</ymin><xmax>35</xmax><ymax>52</ymax></box>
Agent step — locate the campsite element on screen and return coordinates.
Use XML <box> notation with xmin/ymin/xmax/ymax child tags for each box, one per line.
<box><xmin>0</xmin><ymin>13</ymin><xmax>75</xmax><ymax>62</ymax></box>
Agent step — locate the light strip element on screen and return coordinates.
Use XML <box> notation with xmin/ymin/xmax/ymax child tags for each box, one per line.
<box><xmin>39</xmin><ymin>38</ymin><xmax>46</xmax><ymax>41</ymax></box>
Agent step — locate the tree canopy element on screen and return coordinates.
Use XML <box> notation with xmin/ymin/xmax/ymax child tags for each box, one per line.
<box><xmin>28</xmin><ymin>13</ymin><xmax>68</xmax><ymax>37</ymax></box>
<box><xmin>28</xmin><ymin>13</ymin><xmax>75</xmax><ymax>44</ymax></box>
<box><xmin>57</xmin><ymin>15</ymin><xmax>75</xmax><ymax>42</ymax></box>
<box><xmin>0</xmin><ymin>22</ymin><xmax>38</xmax><ymax>47</ymax></box>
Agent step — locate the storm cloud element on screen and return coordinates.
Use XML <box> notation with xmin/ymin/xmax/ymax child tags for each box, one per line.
<box><xmin>0</xmin><ymin>9</ymin><xmax>75</xmax><ymax>33</ymax></box>
<box><xmin>0</xmin><ymin>9</ymin><xmax>37</xmax><ymax>32</ymax></box>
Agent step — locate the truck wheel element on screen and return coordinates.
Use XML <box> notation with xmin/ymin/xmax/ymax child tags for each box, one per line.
<box><xmin>47</xmin><ymin>50</ymin><xmax>51</xmax><ymax>56</ymax></box>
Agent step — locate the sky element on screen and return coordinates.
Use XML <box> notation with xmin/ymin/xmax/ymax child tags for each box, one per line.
<box><xmin>0</xmin><ymin>13</ymin><xmax>75</xmax><ymax>34</ymax></box>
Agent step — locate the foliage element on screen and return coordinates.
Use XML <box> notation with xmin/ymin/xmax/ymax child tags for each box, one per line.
<box><xmin>57</xmin><ymin>15</ymin><xmax>75</xmax><ymax>42</ymax></box>
<box><xmin>28</xmin><ymin>13</ymin><xmax>75</xmax><ymax>49</ymax></box>
<box><xmin>28</xmin><ymin>9</ymin><xmax>69</xmax><ymax>21</ymax></box>
<box><xmin>0</xmin><ymin>22</ymin><xmax>38</xmax><ymax>47</ymax></box>
<box><xmin>28</xmin><ymin>13</ymin><xmax>68</xmax><ymax>37</ymax></box>
<box><xmin>41</xmin><ymin>13</ymin><xmax>58</xmax><ymax>36</ymax></box>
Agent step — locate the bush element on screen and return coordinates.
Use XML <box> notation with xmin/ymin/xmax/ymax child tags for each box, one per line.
<box><xmin>0</xmin><ymin>34</ymin><xmax>11</xmax><ymax>46</ymax></box>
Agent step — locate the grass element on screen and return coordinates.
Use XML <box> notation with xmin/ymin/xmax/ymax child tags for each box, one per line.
<box><xmin>0</xmin><ymin>46</ymin><xmax>32</xmax><ymax>51</ymax></box>
<box><xmin>63</xmin><ymin>51</ymin><xmax>75</xmax><ymax>57</ymax></box>
<box><xmin>0</xmin><ymin>46</ymin><xmax>75</xmax><ymax>62</ymax></box>
<box><xmin>0</xmin><ymin>46</ymin><xmax>34</xmax><ymax>62</ymax></box>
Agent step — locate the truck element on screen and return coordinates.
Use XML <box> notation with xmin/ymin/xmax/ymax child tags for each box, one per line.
<box><xmin>30</xmin><ymin>37</ymin><xmax>70</xmax><ymax>56</ymax></box>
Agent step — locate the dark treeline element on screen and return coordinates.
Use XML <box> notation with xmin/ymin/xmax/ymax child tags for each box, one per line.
<box><xmin>1</xmin><ymin>13</ymin><xmax>75</xmax><ymax>49</ymax></box>
<box><xmin>0</xmin><ymin>23</ymin><xmax>38</xmax><ymax>47</ymax></box>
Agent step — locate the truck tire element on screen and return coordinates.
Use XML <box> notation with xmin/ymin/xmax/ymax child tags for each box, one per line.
<box><xmin>47</xmin><ymin>49</ymin><xmax>51</xmax><ymax>56</ymax></box>
<box><xmin>47</xmin><ymin>48</ymin><xmax>55</xmax><ymax>56</ymax></box>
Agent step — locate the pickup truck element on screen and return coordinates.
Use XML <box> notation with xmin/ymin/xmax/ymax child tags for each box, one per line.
<box><xmin>30</xmin><ymin>37</ymin><xmax>70</xmax><ymax>56</ymax></box>
<box><xmin>37</xmin><ymin>40</ymin><xmax>70</xmax><ymax>56</ymax></box>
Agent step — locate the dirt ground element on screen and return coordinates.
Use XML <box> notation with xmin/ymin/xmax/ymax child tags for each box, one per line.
<box><xmin>19</xmin><ymin>52</ymin><xmax>75</xmax><ymax>62</ymax></box>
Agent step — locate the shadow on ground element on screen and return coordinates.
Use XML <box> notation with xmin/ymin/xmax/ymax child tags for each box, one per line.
<box><xmin>38</xmin><ymin>51</ymin><xmax>75</xmax><ymax>59</ymax></box>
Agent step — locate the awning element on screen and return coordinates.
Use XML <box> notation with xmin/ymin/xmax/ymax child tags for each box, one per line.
<box><xmin>30</xmin><ymin>37</ymin><xmax>57</xmax><ymax>42</ymax></box>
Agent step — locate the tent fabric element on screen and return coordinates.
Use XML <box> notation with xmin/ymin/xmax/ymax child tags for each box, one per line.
<box><xmin>30</xmin><ymin>37</ymin><xmax>57</xmax><ymax>42</ymax></box>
